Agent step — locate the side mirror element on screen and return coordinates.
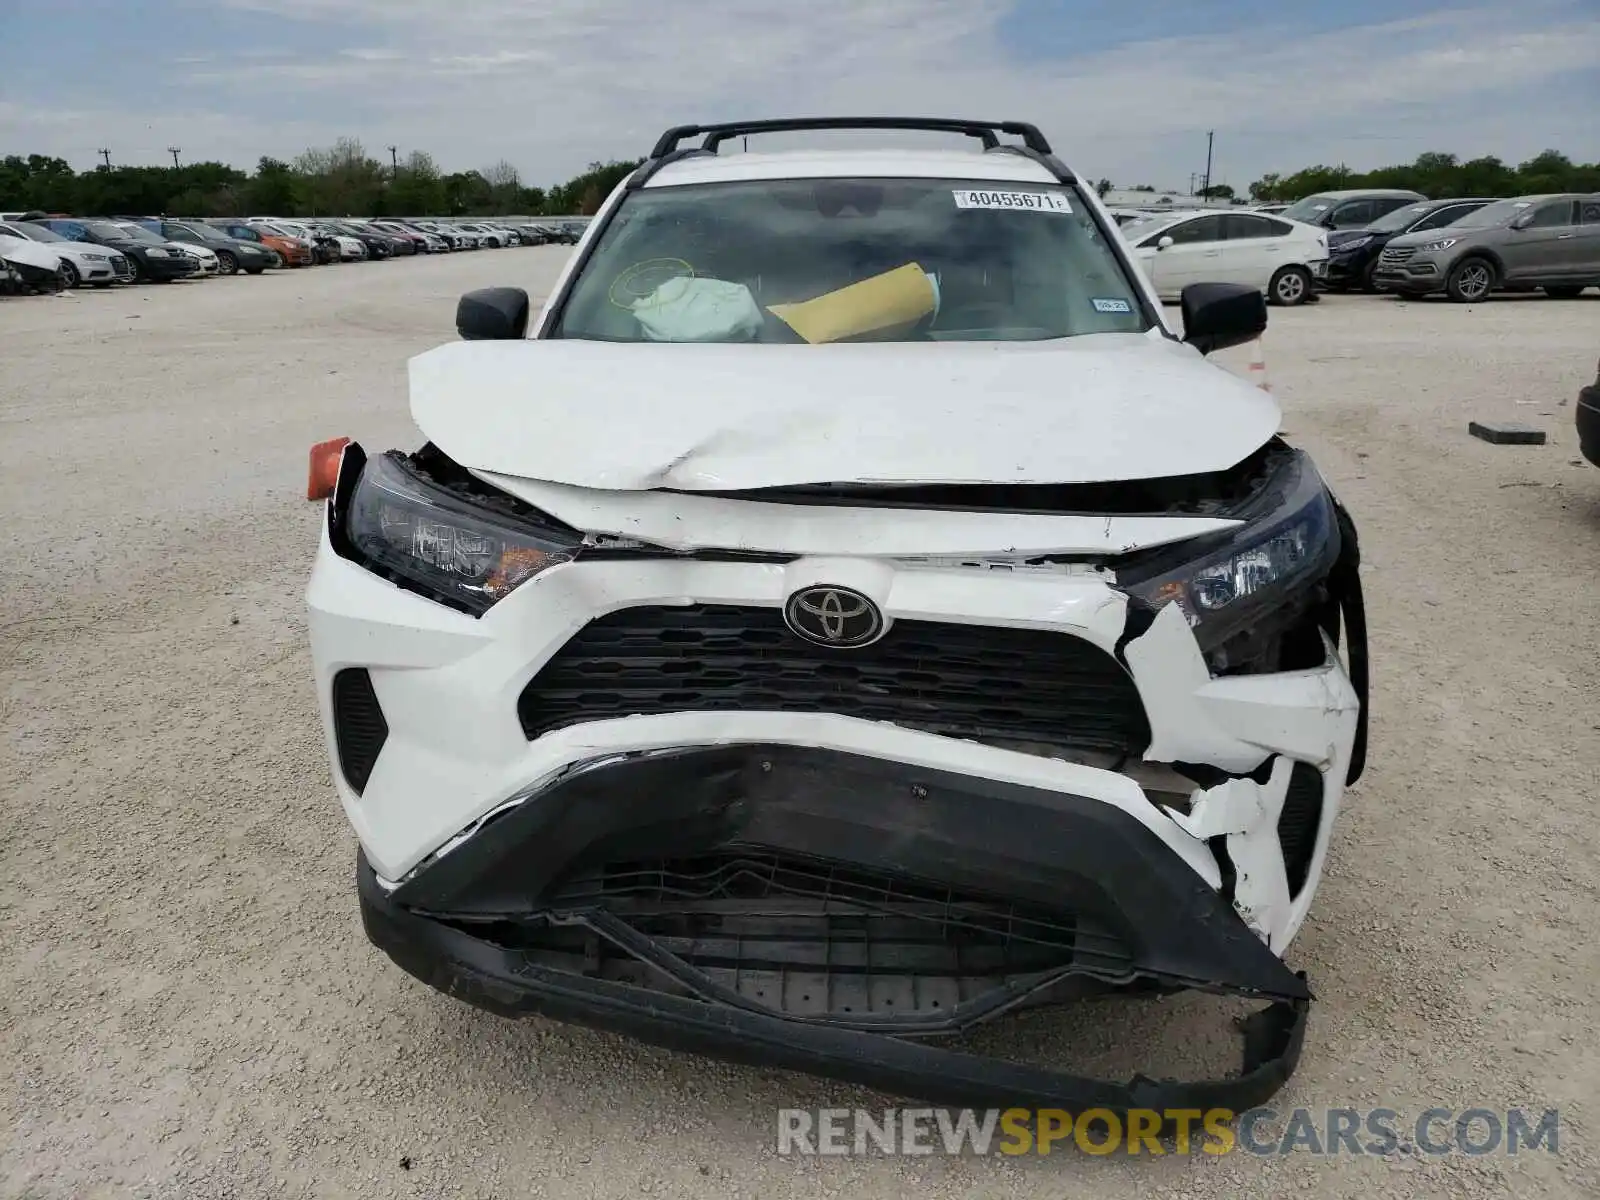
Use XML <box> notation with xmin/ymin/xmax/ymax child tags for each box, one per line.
<box><xmin>1509</xmin><ymin>214</ymin><xmax>1532</xmax><ymax>231</ymax></box>
<box><xmin>1180</xmin><ymin>282</ymin><xmax>1267</xmax><ymax>356</ymax></box>
<box><xmin>456</xmin><ymin>287</ymin><xmax>530</xmax><ymax>341</ymax></box>
<box><xmin>1156</xmin><ymin>235</ymin><xmax>1175</xmax><ymax>251</ymax></box>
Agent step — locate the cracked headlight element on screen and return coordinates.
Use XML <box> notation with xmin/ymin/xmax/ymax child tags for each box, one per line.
<box><xmin>1419</xmin><ymin>237</ymin><xmax>1458</xmax><ymax>252</ymax></box>
<box><xmin>1116</xmin><ymin>448</ymin><xmax>1342</xmax><ymax>668</ymax></box>
<box><xmin>346</xmin><ymin>451</ymin><xmax>580</xmax><ymax>614</ymax></box>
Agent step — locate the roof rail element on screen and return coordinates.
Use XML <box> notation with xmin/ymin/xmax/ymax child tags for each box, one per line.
<box><xmin>649</xmin><ymin>117</ymin><xmax>1053</xmax><ymax>159</ymax></box>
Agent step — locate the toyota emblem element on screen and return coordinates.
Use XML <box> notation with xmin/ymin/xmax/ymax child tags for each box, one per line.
<box><xmin>783</xmin><ymin>586</ymin><xmax>885</xmax><ymax>649</ymax></box>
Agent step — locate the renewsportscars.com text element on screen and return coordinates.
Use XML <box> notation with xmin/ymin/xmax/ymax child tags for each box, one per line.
<box><xmin>776</xmin><ymin>1107</ymin><xmax>1560</xmax><ymax>1157</ymax></box>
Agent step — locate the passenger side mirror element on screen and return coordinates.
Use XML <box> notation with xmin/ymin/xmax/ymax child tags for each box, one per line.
<box><xmin>1180</xmin><ymin>282</ymin><xmax>1267</xmax><ymax>355</ymax></box>
<box><xmin>456</xmin><ymin>287</ymin><xmax>531</xmax><ymax>341</ymax></box>
<box><xmin>1156</xmin><ymin>235</ymin><xmax>1175</xmax><ymax>251</ymax></box>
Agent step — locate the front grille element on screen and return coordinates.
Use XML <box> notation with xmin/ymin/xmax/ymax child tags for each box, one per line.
<box><xmin>331</xmin><ymin>668</ymin><xmax>388</xmax><ymax>794</ymax></box>
<box><xmin>517</xmin><ymin>604</ymin><xmax>1150</xmax><ymax>757</ymax></box>
<box><xmin>1379</xmin><ymin>246</ymin><xmax>1416</xmax><ymax>266</ymax></box>
<box><xmin>110</xmin><ymin>255</ymin><xmax>133</xmax><ymax>278</ymax></box>
<box><xmin>535</xmin><ymin>850</ymin><xmax>1135</xmax><ymax>1018</ymax></box>
<box><xmin>1277</xmin><ymin>762</ymin><xmax>1325</xmax><ymax>896</ymax></box>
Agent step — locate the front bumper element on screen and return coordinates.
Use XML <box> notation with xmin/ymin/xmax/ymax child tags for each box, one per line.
<box><xmin>140</xmin><ymin>255</ymin><xmax>198</xmax><ymax>280</ymax></box>
<box><xmin>358</xmin><ymin>745</ymin><xmax>1310</xmax><ymax>1114</ymax></box>
<box><xmin>1372</xmin><ymin>253</ymin><xmax>1445</xmax><ymax>294</ymax></box>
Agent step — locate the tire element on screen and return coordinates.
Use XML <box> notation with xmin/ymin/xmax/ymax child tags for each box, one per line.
<box><xmin>1445</xmin><ymin>256</ymin><xmax>1495</xmax><ymax>303</ymax></box>
<box><xmin>1268</xmin><ymin>265</ymin><xmax>1312</xmax><ymax>306</ymax></box>
<box><xmin>126</xmin><ymin>257</ymin><xmax>142</xmax><ymax>283</ymax></box>
<box><xmin>245</xmin><ymin>267</ymin><xmax>264</xmax><ymax>276</ymax></box>
<box><xmin>1543</xmin><ymin>285</ymin><xmax>1586</xmax><ymax>299</ymax></box>
<box><xmin>60</xmin><ymin>260</ymin><xmax>80</xmax><ymax>288</ymax></box>
<box><xmin>217</xmin><ymin>251</ymin><xmax>238</xmax><ymax>276</ymax></box>
<box><xmin>92</xmin><ymin>281</ymin><xmax>112</xmax><ymax>289</ymax></box>
<box><xmin>1359</xmin><ymin>261</ymin><xmax>1380</xmax><ymax>294</ymax></box>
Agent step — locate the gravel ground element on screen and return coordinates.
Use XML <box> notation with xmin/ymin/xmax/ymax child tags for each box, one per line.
<box><xmin>2</xmin><ymin>253</ymin><xmax>1597</xmax><ymax>1200</ymax></box>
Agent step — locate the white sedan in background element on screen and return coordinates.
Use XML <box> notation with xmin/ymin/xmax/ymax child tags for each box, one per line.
<box><xmin>1121</xmin><ymin>210</ymin><xmax>1329</xmax><ymax>306</ymax></box>
<box><xmin>0</xmin><ymin>220</ymin><xmax>127</xmax><ymax>287</ymax></box>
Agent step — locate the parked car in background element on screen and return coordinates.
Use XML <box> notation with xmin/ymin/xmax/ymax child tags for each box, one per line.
<box><xmin>209</xmin><ymin>220</ymin><xmax>313</xmax><ymax>266</ymax></box>
<box><xmin>154</xmin><ymin>220</ymin><xmax>276</xmax><ymax>274</ymax></box>
<box><xmin>1323</xmin><ymin>198</ymin><xmax>1496</xmax><ymax>292</ymax></box>
<box><xmin>37</xmin><ymin>218</ymin><xmax>199</xmax><ymax>282</ymax></box>
<box><xmin>115</xmin><ymin>222</ymin><xmax>219</xmax><ymax>275</ymax></box>
<box><xmin>303</xmin><ymin>222</ymin><xmax>370</xmax><ymax>261</ymax></box>
<box><xmin>1373</xmin><ymin>194</ymin><xmax>1600</xmax><ymax>302</ymax></box>
<box><xmin>455</xmin><ymin>222</ymin><xmax>508</xmax><ymax>247</ymax></box>
<box><xmin>417</xmin><ymin>221</ymin><xmax>478</xmax><ymax>250</ymax></box>
<box><xmin>1250</xmin><ymin>203</ymin><xmax>1290</xmax><ymax>216</ymax></box>
<box><xmin>1278</xmin><ymin>189</ymin><xmax>1426</xmax><ymax>232</ymax></box>
<box><xmin>1122</xmin><ymin>209</ymin><xmax>1329</xmax><ymax>305</ymax></box>
<box><xmin>323</xmin><ymin>220</ymin><xmax>402</xmax><ymax>258</ymax></box>
<box><xmin>0</xmin><ymin>219</ymin><xmax>130</xmax><ymax>287</ymax></box>
<box><xmin>262</xmin><ymin>220</ymin><xmax>341</xmax><ymax>264</ymax></box>
<box><xmin>369</xmin><ymin>220</ymin><xmax>445</xmax><ymax>253</ymax></box>
<box><xmin>0</xmin><ymin>231</ymin><xmax>69</xmax><ymax>293</ymax></box>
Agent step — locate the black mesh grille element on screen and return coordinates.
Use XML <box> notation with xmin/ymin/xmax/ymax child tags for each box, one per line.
<box><xmin>517</xmin><ymin>604</ymin><xmax>1150</xmax><ymax>757</ymax></box>
<box><xmin>537</xmin><ymin>850</ymin><xmax>1135</xmax><ymax>1018</ymax></box>
<box><xmin>331</xmin><ymin>668</ymin><xmax>388</xmax><ymax>795</ymax></box>
<box><xmin>1278</xmin><ymin>762</ymin><xmax>1325</xmax><ymax>896</ymax></box>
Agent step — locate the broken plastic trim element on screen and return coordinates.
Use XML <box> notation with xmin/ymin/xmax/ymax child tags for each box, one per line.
<box><xmin>360</xmin><ymin>853</ymin><xmax>1310</xmax><ymax>1118</ymax></box>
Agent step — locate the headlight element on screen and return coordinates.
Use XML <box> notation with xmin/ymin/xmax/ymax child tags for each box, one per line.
<box><xmin>1337</xmin><ymin>236</ymin><xmax>1372</xmax><ymax>251</ymax></box>
<box><xmin>345</xmin><ymin>452</ymin><xmax>581</xmax><ymax>614</ymax></box>
<box><xmin>84</xmin><ymin>253</ymin><xmax>109</xmax><ymax>262</ymax></box>
<box><xmin>1115</xmin><ymin>448</ymin><xmax>1341</xmax><ymax>671</ymax></box>
<box><xmin>146</xmin><ymin>247</ymin><xmax>170</xmax><ymax>257</ymax></box>
<box><xmin>1419</xmin><ymin>238</ymin><xmax>1458</xmax><ymax>252</ymax></box>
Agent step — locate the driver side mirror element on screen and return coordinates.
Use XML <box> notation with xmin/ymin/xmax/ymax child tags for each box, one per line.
<box><xmin>456</xmin><ymin>287</ymin><xmax>530</xmax><ymax>341</ymax></box>
<box><xmin>1156</xmin><ymin>235</ymin><xmax>1175</xmax><ymax>251</ymax></box>
<box><xmin>1510</xmin><ymin>213</ymin><xmax>1533</xmax><ymax>231</ymax></box>
<box><xmin>1180</xmin><ymin>282</ymin><xmax>1267</xmax><ymax>356</ymax></box>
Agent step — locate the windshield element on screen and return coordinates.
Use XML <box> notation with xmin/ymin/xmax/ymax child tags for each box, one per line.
<box><xmin>253</xmin><ymin>222</ymin><xmax>290</xmax><ymax>236</ymax></box>
<box><xmin>1119</xmin><ymin>214</ymin><xmax>1180</xmax><ymax>241</ymax></box>
<box><xmin>182</xmin><ymin>224</ymin><xmax>230</xmax><ymax>243</ymax></box>
<box><xmin>1447</xmin><ymin>198</ymin><xmax>1535</xmax><ymax>229</ymax></box>
<box><xmin>84</xmin><ymin>221</ymin><xmax>135</xmax><ymax>239</ymax></box>
<box><xmin>552</xmin><ymin>177</ymin><xmax>1148</xmax><ymax>344</ymax></box>
<box><xmin>1368</xmin><ymin>204</ymin><xmax>1434</xmax><ymax>233</ymax></box>
<box><xmin>1279</xmin><ymin>194</ymin><xmax>1340</xmax><ymax>223</ymax></box>
<box><xmin>114</xmin><ymin>224</ymin><xmax>166</xmax><ymax>243</ymax></box>
<box><xmin>12</xmin><ymin>222</ymin><xmax>65</xmax><ymax>242</ymax></box>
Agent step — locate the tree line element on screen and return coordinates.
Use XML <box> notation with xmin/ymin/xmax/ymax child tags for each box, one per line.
<box><xmin>4</xmin><ymin>142</ymin><xmax>1594</xmax><ymax>219</ymax></box>
<box><xmin>1091</xmin><ymin>149</ymin><xmax>1595</xmax><ymax>205</ymax></box>
<box><xmin>0</xmin><ymin>139</ymin><xmax>642</xmax><ymax>219</ymax></box>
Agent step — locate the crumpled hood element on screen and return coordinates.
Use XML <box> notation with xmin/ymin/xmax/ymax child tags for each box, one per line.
<box><xmin>0</xmin><ymin>234</ymin><xmax>62</xmax><ymax>272</ymax></box>
<box><xmin>409</xmin><ymin>332</ymin><xmax>1281</xmax><ymax>490</ymax></box>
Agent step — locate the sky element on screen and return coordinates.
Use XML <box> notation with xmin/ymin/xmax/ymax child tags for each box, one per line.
<box><xmin>4</xmin><ymin>0</ymin><xmax>1598</xmax><ymax>192</ymax></box>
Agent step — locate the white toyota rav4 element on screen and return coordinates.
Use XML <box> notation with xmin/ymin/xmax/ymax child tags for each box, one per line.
<box><xmin>306</xmin><ymin>118</ymin><xmax>1368</xmax><ymax>1114</ymax></box>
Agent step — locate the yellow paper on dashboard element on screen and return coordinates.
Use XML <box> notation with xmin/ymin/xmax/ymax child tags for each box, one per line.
<box><xmin>768</xmin><ymin>262</ymin><xmax>937</xmax><ymax>344</ymax></box>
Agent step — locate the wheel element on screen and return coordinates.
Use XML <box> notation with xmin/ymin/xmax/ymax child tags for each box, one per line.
<box><xmin>1268</xmin><ymin>265</ymin><xmax>1312</xmax><ymax>306</ymax></box>
<box><xmin>1543</xmin><ymin>285</ymin><xmax>1586</xmax><ymax>299</ymax></box>
<box><xmin>1445</xmin><ymin>257</ymin><xmax>1495</xmax><ymax>303</ymax></box>
<box><xmin>1359</xmin><ymin>261</ymin><xmax>1380</xmax><ymax>294</ymax></box>
<box><xmin>60</xmin><ymin>260</ymin><xmax>80</xmax><ymax>288</ymax></box>
<box><xmin>217</xmin><ymin>251</ymin><xmax>238</xmax><ymax>276</ymax></box>
<box><xmin>126</xmin><ymin>257</ymin><xmax>142</xmax><ymax>283</ymax></box>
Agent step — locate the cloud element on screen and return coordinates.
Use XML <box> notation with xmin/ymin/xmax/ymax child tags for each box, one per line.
<box><xmin>6</xmin><ymin>0</ymin><xmax>1597</xmax><ymax>185</ymax></box>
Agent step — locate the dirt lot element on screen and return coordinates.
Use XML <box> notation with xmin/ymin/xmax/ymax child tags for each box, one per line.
<box><xmin>2</xmin><ymin>253</ymin><xmax>1597</xmax><ymax>1199</ymax></box>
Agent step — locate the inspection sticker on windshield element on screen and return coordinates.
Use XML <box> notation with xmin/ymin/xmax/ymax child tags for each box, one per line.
<box><xmin>1092</xmin><ymin>297</ymin><xmax>1132</xmax><ymax>313</ymax></box>
<box><xmin>952</xmin><ymin>189</ymin><xmax>1072</xmax><ymax>213</ymax></box>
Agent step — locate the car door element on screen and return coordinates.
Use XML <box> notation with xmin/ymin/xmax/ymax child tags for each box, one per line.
<box><xmin>1142</xmin><ymin>214</ymin><xmax>1229</xmax><ymax>296</ymax></box>
<box><xmin>1502</xmin><ymin>200</ymin><xmax>1578</xmax><ymax>282</ymax></box>
<box><xmin>1577</xmin><ymin>198</ymin><xmax>1600</xmax><ymax>279</ymax></box>
<box><xmin>1221</xmin><ymin>213</ymin><xmax>1305</xmax><ymax>288</ymax></box>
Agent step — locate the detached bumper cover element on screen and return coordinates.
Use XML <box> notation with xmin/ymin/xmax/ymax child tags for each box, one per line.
<box><xmin>362</xmin><ymin>744</ymin><xmax>1311</xmax><ymax>1113</ymax></box>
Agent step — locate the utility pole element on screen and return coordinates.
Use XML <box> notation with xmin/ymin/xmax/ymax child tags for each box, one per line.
<box><xmin>1202</xmin><ymin>131</ymin><xmax>1214</xmax><ymax>195</ymax></box>
<box><xmin>97</xmin><ymin>148</ymin><xmax>112</xmax><ymax>170</ymax></box>
<box><xmin>388</xmin><ymin>145</ymin><xmax>399</xmax><ymax>175</ymax></box>
<box><xmin>1189</xmin><ymin>172</ymin><xmax>1197</xmax><ymax>196</ymax></box>
<box><xmin>168</xmin><ymin>146</ymin><xmax>182</xmax><ymax>169</ymax></box>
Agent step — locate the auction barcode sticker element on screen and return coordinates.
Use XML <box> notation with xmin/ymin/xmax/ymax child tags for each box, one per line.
<box><xmin>952</xmin><ymin>189</ymin><xmax>1072</xmax><ymax>213</ymax></box>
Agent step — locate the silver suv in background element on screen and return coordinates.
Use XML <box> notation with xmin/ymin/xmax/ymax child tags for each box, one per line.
<box><xmin>1277</xmin><ymin>188</ymin><xmax>1426</xmax><ymax>231</ymax></box>
<box><xmin>1373</xmin><ymin>194</ymin><xmax>1600</xmax><ymax>302</ymax></box>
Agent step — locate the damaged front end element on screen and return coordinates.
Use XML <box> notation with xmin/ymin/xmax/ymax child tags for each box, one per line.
<box><xmin>310</xmin><ymin>433</ymin><xmax>1366</xmax><ymax>1116</ymax></box>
